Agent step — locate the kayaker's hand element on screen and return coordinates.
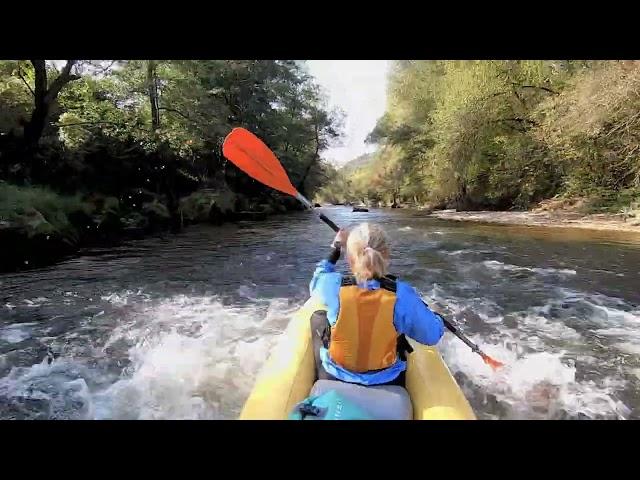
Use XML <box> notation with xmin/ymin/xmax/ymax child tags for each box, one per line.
<box><xmin>332</xmin><ymin>229</ymin><xmax>349</xmax><ymax>249</ymax></box>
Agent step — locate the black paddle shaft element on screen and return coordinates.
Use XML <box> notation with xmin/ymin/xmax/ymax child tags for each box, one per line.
<box><xmin>319</xmin><ymin>213</ymin><xmax>340</xmax><ymax>232</ymax></box>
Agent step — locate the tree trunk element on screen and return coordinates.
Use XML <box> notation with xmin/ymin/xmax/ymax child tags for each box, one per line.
<box><xmin>23</xmin><ymin>104</ymin><xmax>48</xmax><ymax>149</ymax></box>
<box><xmin>147</xmin><ymin>61</ymin><xmax>161</xmax><ymax>131</ymax></box>
<box><xmin>23</xmin><ymin>60</ymin><xmax>80</xmax><ymax>149</ymax></box>
<box><xmin>297</xmin><ymin>120</ymin><xmax>320</xmax><ymax>196</ymax></box>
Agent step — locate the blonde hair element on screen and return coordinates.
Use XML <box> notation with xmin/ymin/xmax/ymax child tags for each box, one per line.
<box><xmin>346</xmin><ymin>222</ymin><xmax>390</xmax><ymax>284</ymax></box>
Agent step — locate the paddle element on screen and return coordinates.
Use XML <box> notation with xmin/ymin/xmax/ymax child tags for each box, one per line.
<box><xmin>222</xmin><ymin>127</ymin><xmax>338</xmax><ymax>231</ymax></box>
<box><xmin>222</xmin><ymin>127</ymin><xmax>504</xmax><ymax>371</ymax></box>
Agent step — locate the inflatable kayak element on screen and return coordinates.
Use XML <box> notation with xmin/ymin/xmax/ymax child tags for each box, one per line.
<box><xmin>240</xmin><ymin>298</ymin><xmax>476</xmax><ymax>420</ymax></box>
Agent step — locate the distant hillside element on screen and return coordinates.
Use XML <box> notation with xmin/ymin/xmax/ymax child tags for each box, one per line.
<box><xmin>341</xmin><ymin>152</ymin><xmax>375</xmax><ymax>173</ymax></box>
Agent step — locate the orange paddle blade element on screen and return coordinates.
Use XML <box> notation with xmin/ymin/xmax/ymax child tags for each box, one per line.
<box><xmin>481</xmin><ymin>353</ymin><xmax>505</xmax><ymax>371</ymax></box>
<box><xmin>222</xmin><ymin>128</ymin><xmax>299</xmax><ymax>197</ymax></box>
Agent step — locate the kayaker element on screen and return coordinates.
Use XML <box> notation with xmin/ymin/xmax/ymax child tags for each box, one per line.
<box><xmin>309</xmin><ymin>222</ymin><xmax>445</xmax><ymax>387</ymax></box>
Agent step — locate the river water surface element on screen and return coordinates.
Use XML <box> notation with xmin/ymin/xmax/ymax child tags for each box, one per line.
<box><xmin>1</xmin><ymin>206</ymin><xmax>639</xmax><ymax>419</ymax></box>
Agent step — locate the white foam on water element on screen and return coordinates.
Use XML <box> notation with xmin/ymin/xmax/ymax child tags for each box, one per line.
<box><xmin>590</xmin><ymin>304</ymin><xmax>640</xmax><ymax>326</ymax></box>
<box><xmin>596</xmin><ymin>324</ymin><xmax>640</xmax><ymax>358</ymax></box>
<box><xmin>614</xmin><ymin>343</ymin><xmax>640</xmax><ymax>356</ymax></box>
<box><xmin>442</xmin><ymin>293</ymin><xmax>583</xmax><ymax>345</ymax></box>
<box><xmin>579</xmin><ymin>291</ymin><xmax>630</xmax><ymax>308</ymax></box>
<box><xmin>439</xmin><ymin>335</ymin><xmax>629</xmax><ymax>419</ymax></box>
<box><xmin>3</xmin><ymin>278</ymin><xmax>637</xmax><ymax>420</ymax></box>
<box><xmin>237</xmin><ymin>283</ymin><xmax>259</xmax><ymax>300</ymax></box>
<box><xmin>91</xmin><ymin>293</ymin><xmax>299</xmax><ymax>420</ymax></box>
<box><xmin>22</xmin><ymin>297</ymin><xmax>50</xmax><ymax>307</ymax></box>
<box><xmin>0</xmin><ymin>288</ymin><xmax>301</xmax><ymax>420</ymax></box>
<box><xmin>0</xmin><ymin>323</ymin><xmax>37</xmax><ymax>344</ymax></box>
<box><xmin>596</xmin><ymin>327</ymin><xmax>640</xmax><ymax>338</ymax></box>
<box><xmin>444</xmin><ymin>249</ymin><xmax>474</xmax><ymax>256</ymax></box>
<box><xmin>532</xmin><ymin>267</ymin><xmax>577</xmax><ymax>276</ymax></box>
<box><xmin>483</xmin><ymin>260</ymin><xmax>576</xmax><ymax>276</ymax></box>
<box><xmin>443</xmin><ymin>248</ymin><xmax>496</xmax><ymax>257</ymax></box>
<box><xmin>0</xmin><ymin>359</ymin><xmax>97</xmax><ymax>420</ymax></box>
<box><xmin>522</xmin><ymin>314</ymin><xmax>582</xmax><ymax>342</ymax></box>
<box><xmin>254</xmin><ymin>252</ymin><xmax>275</xmax><ymax>262</ymax></box>
<box><xmin>429</xmin><ymin>285</ymin><xmax>632</xmax><ymax>419</ymax></box>
<box><xmin>399</xmin><ymin>226</ymin><xmax>413</xmax><ymax>231</ymax></box>
<box><xmin>573</xmin><ymin>295</ymin><xmax>640</xmax><ymax>358</ymax></box>
<box><xmin>101</xmin><ymin>289</ymin><xmax>149</xmax><ymax>306</ymax></box>
<box><xmin>539</xmin><ymin>289</ymin><xmax>640</xmax><ymax>359</ymax></box>
<box><xmin>545</xmin><ymin>288</ymin><xmax>639</xmax><ymax>329</ymax></box>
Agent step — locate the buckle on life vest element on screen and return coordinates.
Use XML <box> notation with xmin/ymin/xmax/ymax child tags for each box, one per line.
<box><xmin>298</xmin><ymin>403</ymin><xmax>321</xmax><ymax>419</ymax></box>
<box><xmin>340</xmin><ymin>275</ymin><xmax>358</xmax><ymax>287</ymax></box>
<box><xmin>321</xmin><ymin>325</ymin><xmax>331</xmax><ymax>349</ymax></box>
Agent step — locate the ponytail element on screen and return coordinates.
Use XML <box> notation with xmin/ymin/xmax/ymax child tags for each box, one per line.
<box><xmin>346</xmin><ymin>223</ymin><xmax>390</xmax><ymax>283</ymax></box>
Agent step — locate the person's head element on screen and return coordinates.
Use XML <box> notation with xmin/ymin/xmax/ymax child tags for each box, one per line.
<box><xmin>346</xmin><ymin>222</ymin><xmax>390</xmax><ymax>283</ymax></box>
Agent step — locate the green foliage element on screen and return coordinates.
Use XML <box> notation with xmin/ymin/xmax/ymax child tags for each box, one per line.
<box><xmin>179</xmin><ymin>189</ymin><xmax>236</xmax><ymax>222</ymax></box>
<box><xmin>0</xmin><ymin>182</ymin><xmax>89</xmax><ymax>219</ymax></box>
<box><xmin>142</xmin><ymin>200</ymin><xmax>170</xmax><ymax>219</ymax></box>
<box><xmin>0</xmin><ymin>60</ymin><xmax>341</xmax><ymax>197</ymax></box>
<box><xmin>0</xmin><ymin>182</ymin><xmax>90</xmax><ymax>235</ymax></box>
<box><xmin>536</xmin><ymin>61</ymin><xmax>640</xmax><ymax>198</ymax></box>
<box><xmin>0</xmin><ymin>60</ymin><xmax>345</xmax><ymax>270</ymax></box>
<box><xmin>0</xmin><ymin>61</ymin><xmax>33</xmax><ymax>134</ymax></box>
<box><xmin>347</xmin><ymin>60</ymin><xmax>638</xmax><ymax>212</ymax></box>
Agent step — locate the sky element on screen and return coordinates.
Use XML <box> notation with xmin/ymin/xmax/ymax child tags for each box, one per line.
<box><xmin>305</xmin><ymin>61</ymin><xmax>390</xmax><ymax>166</ymax></box>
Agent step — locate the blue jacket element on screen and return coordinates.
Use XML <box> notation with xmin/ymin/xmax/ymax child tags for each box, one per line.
<box><xmin>309</xmin><ymin>259</ymin><xmax>445</xmax><ymax>385</ymax></box>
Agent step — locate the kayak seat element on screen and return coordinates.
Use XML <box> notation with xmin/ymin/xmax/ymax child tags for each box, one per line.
<box><xmin>310</xmin><ymin>379</ymin><xmax>413</xmax><ymax>420</ymax></box>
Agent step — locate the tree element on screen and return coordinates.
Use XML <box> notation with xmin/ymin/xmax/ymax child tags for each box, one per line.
<box><xmin>23</xmin><ymin>60</ymin><xmax>81</xmax><ymax>148</ymax></box>
<box><xmin>1</xmin><ymin>59</ymin><xmax>342</xmax><ymax>221</ymax></box>
<box><xmin>359</xmin><ymin>60</ymin><xmax>577</xmax><ymax>208</ymax></box>
<box><xmin>147</xmin><ymin>60</ymin><xmax>160</xmax><ymax>131</ymax></box>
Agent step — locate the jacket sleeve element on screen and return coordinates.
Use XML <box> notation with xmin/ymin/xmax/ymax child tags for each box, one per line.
<box><xmin>309</xmin><ymin>259</ymin><xmax>337</xmax><ymax>296</ymax></box>
<box><xmin>394</xmin><ymin>282</ymin><xmax>445</xmax><ymax>346</ymax></box>
<box><xmin>309</xmin><ymin>259</ymin><xmax>342</xmax><ymax>325</ymax></box>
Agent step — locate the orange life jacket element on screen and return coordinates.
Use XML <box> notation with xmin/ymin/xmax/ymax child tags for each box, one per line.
<box><xmin>328</xmin><ymin>276</ymin><xmax>400</xmax><ymax>372</ymax></box>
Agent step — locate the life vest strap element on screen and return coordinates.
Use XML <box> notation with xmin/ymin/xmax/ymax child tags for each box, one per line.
<box><xmin>397</xmin><ymin>333</ymin><xmax>414</xmax><ymax>360</ymax></box>
<box><xmin>340</xmin><ymin>274</ymin><xmax>397</xmax><ymax>292</ymax></box>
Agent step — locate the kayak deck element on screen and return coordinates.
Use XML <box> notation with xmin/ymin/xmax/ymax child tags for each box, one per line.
<box><xmin>239</xmin><ymin>298</ymin><xmax>476</xmax><ymax>420</ymax></box>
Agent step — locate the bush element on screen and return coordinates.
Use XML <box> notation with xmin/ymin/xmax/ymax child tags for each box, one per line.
<box><xmin>0</xmin><ymin>182</ymin><xmax>91</xmax><ymax>235</ymax></box>
<box><xmin>535</xmin><ymin>62</ymin><xmax>640</xmax><ymax>197</ymax></box>
<box><xmin>179</xmin><ymin>188</ymin><xmax>237</xmax><ymax>223</ymax></box>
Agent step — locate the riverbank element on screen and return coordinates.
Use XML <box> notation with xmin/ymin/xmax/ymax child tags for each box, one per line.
<box><xmin>0</xmin><ymin>183</ymin><xmax>303</xmax><ymax>273</ymax></box>
<box><xmin>429</xmin><ymin>208</ymin><xmax>640</xmax><ymax>235</ymax></box>
<box><xmin>324</xmin><ymin>196</ymin><xmax>640</xmax><ymax>235</ymax></box>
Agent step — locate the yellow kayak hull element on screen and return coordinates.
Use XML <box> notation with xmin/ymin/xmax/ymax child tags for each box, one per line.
<box><xmin>240</xmin><ymin>298</ymin><xmax>476</xmax><ymax>420</ymax></box>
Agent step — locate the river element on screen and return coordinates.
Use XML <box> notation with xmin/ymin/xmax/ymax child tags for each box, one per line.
<box><xmin>1</xmin><ymin>206</ymin><xmax>639</xmax><ymax>419</ymax></box>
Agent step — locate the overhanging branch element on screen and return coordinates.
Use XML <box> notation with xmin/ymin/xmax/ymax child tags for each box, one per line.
<box><xmin>16</xmin><ymin>65</ymin><xmax>35</xmax><ymax>96</ymax></box>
